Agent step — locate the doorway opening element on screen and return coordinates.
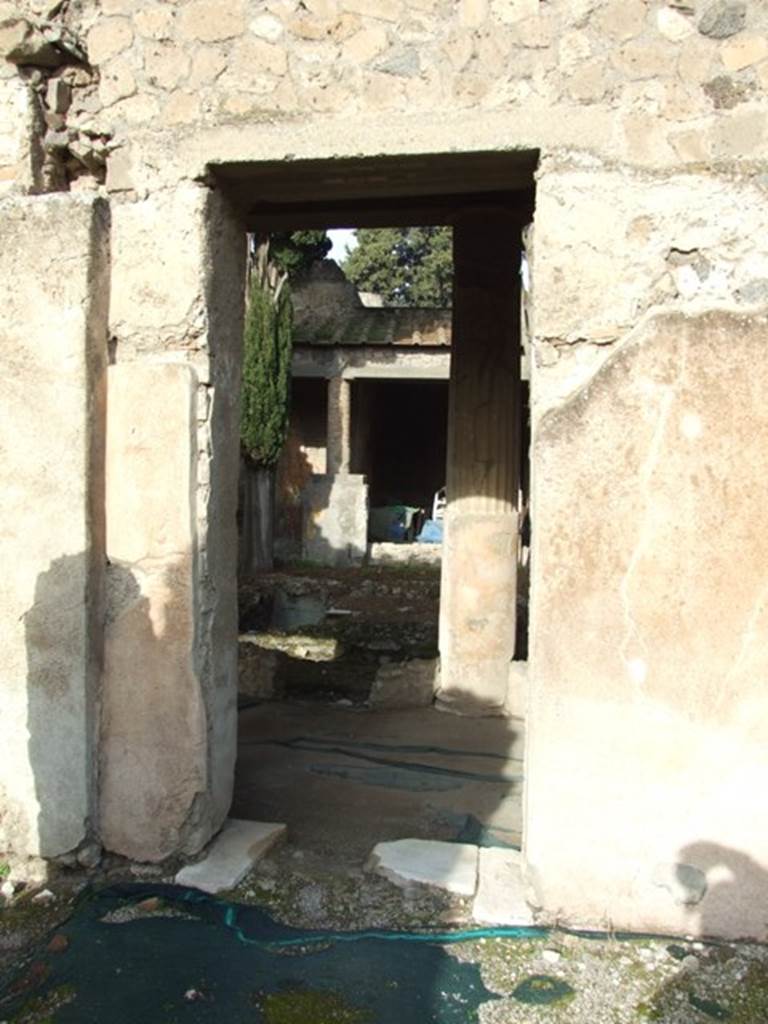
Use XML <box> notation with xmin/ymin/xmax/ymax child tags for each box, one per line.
<box><xmin>212</xmin><ymin>149</ymin><xmax>536</xmax><ymax>905</ymax></box>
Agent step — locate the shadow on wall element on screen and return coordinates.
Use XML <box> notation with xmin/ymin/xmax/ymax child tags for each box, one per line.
<box><xmin>679</xmin><ymin>842</ymin><xmax>768</xmax><ymax>940</ymax></box>
<box><xmin>99</xmin><ymin>552</ymin><xmax>221</xmax><ymax>862</ymax></box>
<box><xmin>22</xmin><ymin>552</ymin><xmax>115</xmax><ymax>860</ymax></box>
<box><xmin>23</xmin><ymin>549</ymin><xmax>226</xmax><ymax>866</ymax></box>
<box><xmin>300</xmin><ymin>473</ymin><xmax>368</xmax><ymax>568</ymax></box>
<box><xmin>645</xmin><ymin>844</ymin><xmax>768</xmax><ymax>1018</ymax></box>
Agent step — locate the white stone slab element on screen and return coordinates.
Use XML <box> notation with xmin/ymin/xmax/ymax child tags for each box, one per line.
<box><xmin>367</xmin><ymin>839</ymin><xmax>478</xmax><ymax>896</ymax></box>
<box><xmin>175</xmin><ymin>819</ymin><xmax>286</xmax><ymax>894</ymax></box>
<box><xmin>473</xmin><ymin>847</ymin><xmax>535</xmax><ymax>925</ymax></box>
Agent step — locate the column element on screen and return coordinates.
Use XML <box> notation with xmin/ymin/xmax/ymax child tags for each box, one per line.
<box><xmin>327</xmin><ymin>374</ymin><xmax>351</xmax><ymax>474</ymax></box>
<box><xmin>437</xmin><ymin>207</ymin><xmax>523</xmax><ymax>712</ymax></box>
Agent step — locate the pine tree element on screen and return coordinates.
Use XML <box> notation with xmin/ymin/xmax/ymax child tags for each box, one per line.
<box><xmin>343</xmin><ymin>226</ymin><xmax>452</xmax><ymax>307</ymax></box>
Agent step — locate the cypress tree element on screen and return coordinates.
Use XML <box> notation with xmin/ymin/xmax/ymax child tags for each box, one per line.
<box><xmin>240</xmin><ymin>230</ymin><xmax>329</xmax><ymax>467</ymax></box>
<box><xmin>240</xmin><ymin>278</ymin><xmax>294</xmax><ymax>468</ymax></box>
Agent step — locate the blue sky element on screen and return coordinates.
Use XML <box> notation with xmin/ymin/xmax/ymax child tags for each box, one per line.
<box><xmin>328</xmin><ymin>228</ymin><xmax>358</xmax><ymax>264</ymax></box>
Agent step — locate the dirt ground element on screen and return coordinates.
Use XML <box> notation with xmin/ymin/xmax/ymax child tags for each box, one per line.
<box><xmin>232</xmin><ymin>700</ymin><xmax>524</xmax><ymax>860</ymax></box>
<box><xmin>3</xmin><ymin>692</ymin><xmax>768</xmax><ymax>1023</ymax></box>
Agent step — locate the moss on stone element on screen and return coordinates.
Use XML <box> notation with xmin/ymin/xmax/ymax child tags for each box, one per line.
<box><xmin>10</xmin><ymin>982</ymin><xmax>76</xmax><ymax>1024</ymax></box>
<box><xmin>730</xmin><ymin>961</ymin><xmax>768</xmax><ymax>1023</ymax></box>
<box><xmin>0</xmin><ymin>893</ymin><xmax>73</xmax><ymax>943</ymax></box>
<box><xmin>260</xmin><ymin>989</ymin><xmax>371</xmax><ymax>1024</ymax></box>
<box><xmin>511</xmin><ymin>974</ymin><xmax>575</xmax><ymax>1006</ymax></box>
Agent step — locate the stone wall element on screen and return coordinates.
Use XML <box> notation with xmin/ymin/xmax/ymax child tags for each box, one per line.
<box><xmin>0</xmin><ymin>193</ymin><xmax>108</xmax><ymax>860</ymax></box>
<box><xmin>1</xmin><ymin>0</ymin><xmax>767</xmax><ymax>196</ymax></box>
<box><xmin>1</xmin><ymin>0</ymin><xmax>768</xmax><ymax>940</ymax></box>
<box><xmin>532</xmin><ymin>158</ymin><xmax>768</xmax><ymax>419</ymax></box>
<box><xmin>527</xmin><ymin>310</ymin><xmax>768</xmax><ymax>939</ymax></box>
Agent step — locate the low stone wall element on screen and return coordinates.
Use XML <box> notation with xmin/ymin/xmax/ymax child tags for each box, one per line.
<box><xmin>368</xmin><ymin>658</ymin><xmax>438</xmax><ymax>709</ymax></box>
<box><xmin>368</xmin><ymin>542</ymin><xmax>441</xmax><ymax>567</ymax></box>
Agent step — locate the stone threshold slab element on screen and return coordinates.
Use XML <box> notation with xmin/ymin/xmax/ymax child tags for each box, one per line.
<box><xmin>367</xmin><ymin>838</ymin><xmax>479</xmax><ymax>896</ymax></box>
<box><xmin>367</xmin><ymin>839</ymin><xmax>536</xmax><ymax>925</ymax></box>
<box><xmin>175</xmin><ymin>819</ymin><xmax>286</xmax><ymax>894</ymax></box>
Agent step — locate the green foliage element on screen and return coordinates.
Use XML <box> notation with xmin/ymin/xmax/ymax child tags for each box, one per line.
<box><xmin>270</xmin><ymin>230</ymin><xmax>331</xmax><ymax>276</ymax></box>
<box><xmin>240</xmin><ymin>280</ymin><xmax>294</xmax><ymax>468</ymax></box>
<box><xmin>239</xmin><ymin>230</ymin><xmax>329</xmax><ymax>467</ymax></box>
<box><xmin>343</xmin><ymin>227</ymin><xmax>452</xmax><ymax>307</ymax></box>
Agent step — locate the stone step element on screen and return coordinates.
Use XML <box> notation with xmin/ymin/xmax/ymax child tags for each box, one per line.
<box><xmin>175</xmin><ymin>819</ymin><xmax>286</xmax><ymax>894</ymax></box>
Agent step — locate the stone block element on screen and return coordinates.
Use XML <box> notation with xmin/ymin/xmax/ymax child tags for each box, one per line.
<box><xmin>250</xmin><ymin>13</ymin><xmax>284</xmax><ymax>43</ymax></box>
<box><xmin>105</xmin><ymin>363</ymin><xmax>195</xmax><ymax>564</ymax></box>
<box><xmin>238</xmin><ymin>636</ymin><xmax>277</xmax><ymax>700</ymax></box>
<box><xmin>612</xmin><ymin>39</ymin><xmax>672</xmax><ymax>79</ymax></box>
<box><xmin>367</xmin><ymin>839</ymin><xmax>479</xmax><ymax>895</ymax></box>
<box><xmin>511</xmin><ymin>13</ymin><xmax>554</xmax><ymax>48</ymax></box>
<box><xmin>1</xmin><ymin>15</ymin><xmax>62</xmax><ymax>66</ymax></box>
<box><xmin>0</xmin><ymin>195</ymin><xmax>109</xmax><ymax>858</ymax></box>
<box><xmin>367</xmin><ymin>542</ymin><xmax>441</xmax><ymax>567</ymax></box>
<box><xmin>596</xmin><ymin>0</ymin><xmax>646</xmax><ymax>41</ymax></box>
<box><xmin>526</xmin><ymin>311</ymin><xmax>768</xmax><ymax>940</ymax></box>
<box><xmin>134</xmin><ymin>7</ymin><xmax>174</xmax><ymax>41</ymax></box>
<box><xmin>343</xmin><ymin>25</ymin><xmax>388</xmax><ymax>63</ymax></box>
<box><xmin>656</xmin><ymin>7</ymin><xmax>693</xmax><ymax>41</ymax></box>
<box><xmin>86</xmin><ymin>17</ymin><xmax>134</xmax><ymax>64</ymax></box>
<box><xmin>0</xmin><ymin>72</ymin><xmax>34</xmax><ymax>194</ymax></box>
<box><xmin>721</xmin><ymin>34</ymin><xmax>768</xmax><ymax>71</ymax></box>
<box><xmin>176</xmin><ymin>819</ymin><xmax>286</xmax><ymax>893</ymax></box>
<box><xmin>303</xmin><ymin>473</ymin><xmax>368</xmax><ymax>567</ymax></box>
<box><xmin>368</xmin><ymin>658</ymin><xmax>437</xmax><ymax>709</ymax></box>
<box><xmin>343</xmin><ymin>0</ymin><xmax>402</xmax><ymax>22</ymax></box>
<box><xmin>698</xmin><ymin>1</ymin><xmax>746</xmax><ymax>39</ymax></box>
<box><xmin>45</xmin><ymin>77</ymin><xmax>71</xmax><ymax>114</ymax></box>
<box><xmin>144</xmin><ymin>43</ymin><xmax>190</xmax><ymax>90</ymax></box>
<box><xmin>164</xmin><ymin>91</ymin><xmax>201</xmax><ymax>125</ymax></box>
<box><xmin>100</xmin><ymin>361</ymin><xmax>211</xmax><ymax>862</ymax></box>
<box><xmin>99</xmin><ymin>56</ymin><xmax>136</xmax><ymax>108</ymax></box>
<box><xmin>491</xmin><ymin>0</ymin><xmax>538</xmax><ymax>25</ymax></box>
<box><xmin>178</xmin><ymin>0</ymin><xmax>246</xmax><ymax>41</ymax></box>
<box><xmin>460</xmin><ymin>0</ymin><xmax>488</xmax><ymax>27</ymax></box>
<box><xmin>473</xmin><ymin>848</ymin><xmax>534</xmax><ymax>925</ymax></box>
<box><xmin>110</xmin><ymin>186</ymin><xmax>208</xmax><ymax>350</ymax></box>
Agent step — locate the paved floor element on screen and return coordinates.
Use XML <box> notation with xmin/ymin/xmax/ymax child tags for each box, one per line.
<box><xmin>232</xmin><ymin>701</ymin><xmax>525</xmax><ymax>863</ymax></box>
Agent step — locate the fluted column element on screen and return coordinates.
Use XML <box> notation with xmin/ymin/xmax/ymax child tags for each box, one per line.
<box><xmin>438</xmin><ymin>207</ymin><xmax>522</xmax><ymax>712</ymax></box>
<box><xmin>327</xmin><ymin>375</ymin><xmax>351</xmax><ymax>474</ymax></box>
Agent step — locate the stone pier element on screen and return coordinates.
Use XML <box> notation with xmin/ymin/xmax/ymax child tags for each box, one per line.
<box><xmin>438</xmin><ymin>210</ymin><xmax>522</xmax><ymax>713</ymax></box>
<box><xmin>0</xmin><ymin>194</ymin><xmax>109</xmax><ymax>859</ymax></box>
<box><xmin>303</xmin><ymin>374</ymin><xmax>367</xmax><ymax>566</ymax></box>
